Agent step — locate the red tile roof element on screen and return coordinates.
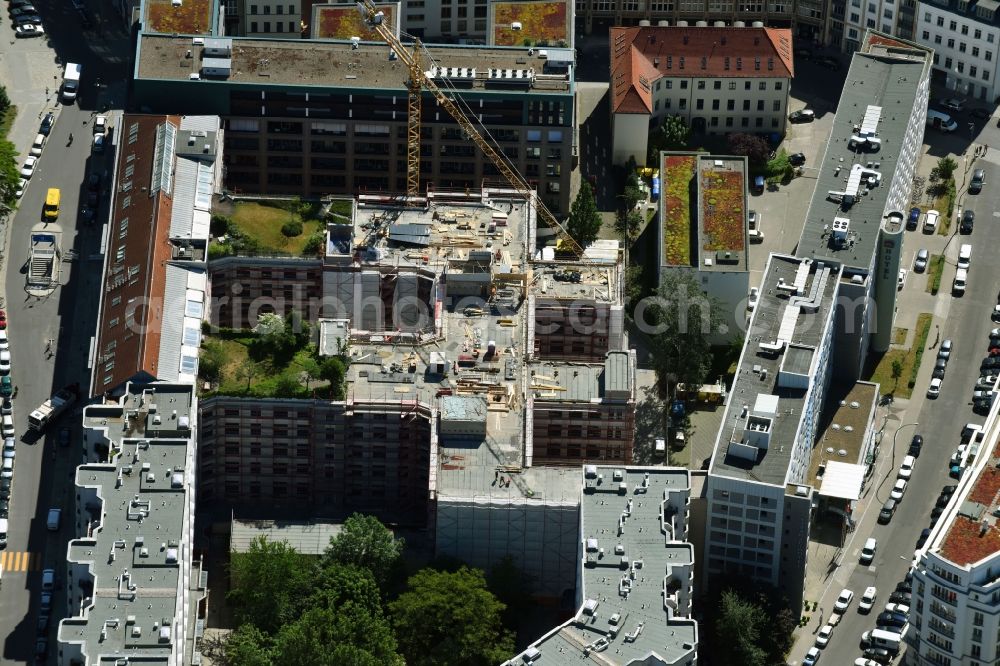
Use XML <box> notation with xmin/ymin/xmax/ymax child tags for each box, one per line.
<box><xmin>610</xmin><ymin>26</ymin><xmax>794</xmax><ymax>114</ymax></box>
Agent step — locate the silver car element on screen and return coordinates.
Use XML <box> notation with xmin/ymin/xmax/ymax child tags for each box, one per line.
<box><xmin>914</xmin><ymin>248</ymin><xmax>928</xmax><ymax>272</ymax></box>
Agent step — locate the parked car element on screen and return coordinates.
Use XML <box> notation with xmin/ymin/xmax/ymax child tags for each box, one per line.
<box><xmin>803</xmin><ymin>646</ymin><xmax>821</xmax><ymax>666</ymax></box>
<box><xmin>914</xmin><ymin>248</ymin><xmax>928</xmax><ymax>272</ymax></box>
<box><xmin>933</xmin><ymin>358</ymin><xmax>947</xmax><ymax>379</ymax></box>
<box><xmin>789</xmin><ymin>152</ymin><xmax>806</xmax><ymax>166</ymax></box>
<box><xmin>907</xmin><ymin>207</ymin><xmax>920</xmax><ymax>230</ymax></box>
<box><xmin>890</xmin><ymin>478</ymin><xmax>908</xmax><ymax>501</ymax></box>
<box><xmin>942</xmin><ymin>98</ymin><xmax>966</xmax><ymax>112</ymax></box>
<box><xmin>9</xmin><ymin>6</ymin><xmax>39</xmax><ymax>17</ymax></box>
<box><xmin>15</xmin><ymin>179</ymin><xmax>25</xmax><ymax>199</ymax></box>
<box><xmin>752</xmin><ymin>175</ymin><xmax>765</xmax><ymax>194</ymax></box>
<box><xmin>19</xmin><ymin>156</ymin><xmax>38</xmax><ymax>178</ymax></box>
<box><xmin>961</xmin><ymin>209</ymin><xmax>975</xmax><ymax>233</ymax></box>
<box><xmin>834</xmin><ymin>588</ymin><xmax>854</xmax><ymax>612</ymax></box>
<box><xmin>971</xmin><ymin>168</ymin><xmax>985</xmax><ymax>193</ymax></box>
<box><xmin>876</xmin><ymin>611</ymin><xmax>908</xmax><ymax>628</ymax></box>
<box><xmin>863</xmin><ymin>647</ymin><xmax>894</xmax><ymax>665</ymax></box>
<box><xmin>898</xmin><ymin>455</ymin><xmax>915</xmax><ymax>480</ymax></box>
<box><xmin>815</xmin><ymin>624</ymin><xmax>834</xmax><ymax>647</ymax></box>
<box><xmin>859</xmin><ymin>586</ymin><xmax>877</xmax><ymax>613</ymax></box>
<box><xmin>927</xmin><ymin>377</ymin><xmax>942</xmax><ymax>398</ymax></box>
<box><xmin>923</xmin><ymin>209</ymin><xmax>940</xmax><ymax>233</ymax></box>
<box><xmin>971</xmin><ymin>107</ymin><xmax>992</xmax><ymax>119</ymax></box>
<box><xmin>889</xmin><ymin>590</ymin><xmax>912</xmax><ymax>604</ymax></box>
<box><xmin>39</xmin><ymin>112</ymin><xmax>54</xmax><ymax>136</ymax></box>
<box><xmin>909</xmin><ymin>434</ymin><xmax>923</xmax><ymax>457</ymax></box>
<box><xmin>884</xmin><ymin>602</ymin><xmax>909</xmax><ymax>615</ymax></box>
<box><xmin>860</xmin><ymin>537</ymin><xmax>877</xmax><ymax>564</ymax></box>
<box><xmin>897</xmin><ymin>268</ymin><xmax>908</xmax><ymax>290</ymax></box>
<box><xmin>747</xmin><ymin>287</ymin><xmax>760</xmax><ymax>312</ymax></box>
<box><xmin>917</xmin><ymin>528</ymin><xmax>931</xmax><ymax>547</ymax></box>
<box><xmin>939</xmin><ymin>339</ymin><xmax>953</xmax><ymax>360</ymax></box>
<box><xmin>789</xmin><ymin>109</ymin><xmax>816</xmax><ymax>123</ymax></box>
<box><xmin>878</xmin><ymin>498</ymin><xmax>897</xmax><ymax>524</ymax></box>
<box><xmin>14</xmin><ymin>23</ymin><xmax>44</xmax><ymax>37</ymax></box>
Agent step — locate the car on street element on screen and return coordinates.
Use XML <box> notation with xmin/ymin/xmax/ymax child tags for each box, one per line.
<box><xmin>79</xmin><ymin>206</ymin><xmax>95</xmax><ymax>224</ymax></box>
<box><xmin>58</xmin><ymin>427</ymin><xmax>70</xmax><ymax>447</ymax></box>
<box><xmin>789</xmin><ymin>109</ymin><xmax>816</xmax><ymax>123</ymax></box>
<box><xmin>914</xmin><ymin>248</ymin><xmax>928</xmax><ymax>272</ymax></box>
<box><xmin>917</xmin><ymin>527</ymin><xmax>931</xmax><ymax>547</ymax></box>
<box><xmin>942</xmin><ymin>98</ymin><xmax>965</xmax><ymax>112</ymax></box>
<box><xmin>878</xmin><ymin>498</ymin><xmax>897</xmax><ymax>523</ymax></box>
<box><xmin>92</xmin><ymin>133</ymin><xmax>105</xmax><ymax>153</ymax></box>
<box><xmin>855</xmin><ymin>659</ymin><xmax>880</xmax><ymax>666</ymax></box>
<box><xmin>971</xmin><ymin>107</ymin><xmax>992</xmax><ymax>119</ymax></box>
<box><xmin>803</xmin><ymin>646</ymin><xmax>821</xmax><ymax>666</ymax></box>
<box><xmin>0</xmin><ymin>351</ymin><xmax>11</xmax><ymax>375</ymax></box>
<box><xmin>14</xmin><ymin>23</ymin><xmax>44</xmax><ymax>37</ymax></box>
<box><xmin>961</xmin><ymin>209</ymin><xmax>975</xmax><ymax>233</ymax></box>
<box><xmin>13</xmin><ymin>13</ymin><xmax>41</xmax><ymax>25</ymax></box>
<box><xmin>20</xmin><ymin>156</ymin><xmax>38</xmax><ymax>178</ymax></box>
<box><xmin>923</xmin><ymin>209</ymin><xmax>940</xmax><ymax>232</ymax></box>
<box><xmin>815</xmin><ymin>624</ymin><xmax>833</xmax><ymax>647</ymax></box>
<box><xmin>909</xmin><ymin>434</ymin><xmax>923</xmax><ymax>457</ymax></box>
<box><xmin>971</xmin><ymin>168</ymin><xmax>985</xmax><ymax>193</ymax></box>
<box><xmin>898</xmin><ymin>455</ymin><xmax>915</xmax><ymax>480</ymax></box>
<box><xmin>876</xmin><ymin>610</ymin><xmax>908</xmax><ymax>628</ymax></box>
<box><xmin>897</xmin><ymin>268</ymin><xmax>907</xmax><ymax>290</ymax></box>
<box><xmin>9</xmin><ymin>5</ymin><xmax>38</xmax><ymax>17</ymax></box>
<box><xmin>859</xmin><ymin>586</ymin><xmax>877</xmax><ymax>613</ymax></box>
<box><xmin>752</xmin><ymin>175</ymin><xmax>765</xmax><ymax>194</ymax></box>
<box><xmin>15</xmin><ymin>178</ymin><xmax>26</xmax><ymax>199</ymax></box>
<box><xmin>927</xmin><ymin>377</ymin><xmax>942</xmax><ymax>398</ymax></box>
<box><xmin>39</xmin><ymin>592</ymin><xmax>52</xmax><ymax>613</ymax></box>
<box><xmin>87</xmin><ymin>171</ymin><xmax>101</xmax><ymax>191</ymax></box>
<box><xmin>9</xmin><ymin>0</ymin><xmax>35</xmax><ymax>8</ymax></box>
<box><xmin>0</xmin><ymin>377</ymin><xmax>11</xmax><ymax>398</ymax></box>
<box><xmin>942</xmin><ymin>484</ymin><xmax>957</xmax><ymax>498</ymax></box>
<box><xmin>789</xmin><ymin>152</ymin><xmax>806</xmax><ymax>166</ymax></box>
<box><xmin>889</xmin><ymin>590</ymin><xmax>912</xmax><ymax>604</ymax></box>
<box><xmin>938</xmin><ymin>339</ymin><xmax>953</xmax><ymax>360</ymax></box>
<box><xmin>3</xmin><ymin>439</ymin><xmax>14</xmax><ymax>461</ymax></box>
<box><xmin>933</xmin><ymin>358</ymin><xmax>947</xmax><ymax>379</ymax></box>
<box><xmin>834</xmin><ymin>588</ymin><xmax>854</xmax><ymax>612</ymax></box>
<box><xmin>890</xmin><ymin>478</ymin><xmax>907</xmax><ymax>501</ymax></box>
<box><xmin>884</xmin><ymin>602</ymin><xmax>909</xmax><ymax>615</ymax></box>
<box><xmin>863</xmin><ymin>647</ymin><xmax>894</xmax><ymax>665</ymax></box>
<box><xmin>39</xmin><ymin>112</ymin><xmax>54</xmax><ymax>136</ymax></box>
<box><xmin>860</xmin><ymin>537</ymin><xmax>877</xmax><ymax>564</ymax></box>
<box><xmin>817</xmin><ymin>56</ymin><xmax>841</xmax><ymax>70</ymax></box>
<box><xmin>907</xmin><ymin>207</ymin><xmax>920</xmax><ymax>230</ymax></box>
<box><xmin>747</xmin><ymin>287</ymin><xmax>759</xmax><ymax>312</ymax></box>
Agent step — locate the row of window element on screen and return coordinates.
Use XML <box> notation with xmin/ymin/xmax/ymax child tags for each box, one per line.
<box><xmin>923</xmin><ymin>30</ymin><xmax>996</xmax><ymax>62</ymax></box>
<box><xmin>658</xmin><ymin>79</ymin><xmax>783</xmax><ymax>92</ymax></box>
<box><xmin>248</xmin><ymin>20</ymin><xmax>297</xmax><ymax>33</ymax></box>
<box><xmin>656</xmin><ymin>111</ymin><xmax>781</xmax><ymax>130</ymax></box>
<box><xmin>657</xmin><ymin>97</ymin><xmax>782</xmax><ymax>113</ymax></box>
<box><xmin>248</xmin><ymin>4</ymin><xmax>295</xmax><ymax>15</ymax></box>
<box><xmin>924</xmin><ymin>12</ymin><xmax>997</xmax><ymax>41</ymax></box>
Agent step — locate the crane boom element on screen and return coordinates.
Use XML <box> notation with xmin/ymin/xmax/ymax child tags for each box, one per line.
<box><xmin>356</xmin><ymin>1</ymin><xmax>586</xmax><ymax>258</ymax></box>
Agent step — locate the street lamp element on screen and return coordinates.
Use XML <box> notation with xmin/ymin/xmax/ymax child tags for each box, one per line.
<box><xmin>891</xmin><ymin>422</ymin><xmax>920</xmax><ymax>470</ymax></box>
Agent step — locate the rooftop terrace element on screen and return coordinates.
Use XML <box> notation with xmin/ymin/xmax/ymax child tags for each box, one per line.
<box><xmin>807</xmin><ymin>381</ymin><xmax>878</xmax><ymax>485</ymax></box>
<box><xmin>144</xmin><ymin>0</ymin><xmax>214</xmax><ymax>35</ymax></box>
<box><xmin>311</xmin><ymin>3</ymin><xmax>397</xmax><ymax>41</ymax></box>
<box><xmin>60</xmin><ymin>383</ymin><xmax>200</xmax><ymax>666</ymax></box>
<box><xmin>796</xmin><ymin>42</ymin><xmax>930</xmax><ymax>271</ymax></box>
<box><xmin>503</xmin><ymin>466</ymin><xmax>698</xmax><ymax>666</ymax></box>
<box><xmin>490</xmin><ymin>0</ymin><xmax>572</xmax><ymax>48</ymax></box>
<box><xmin>136</xmin><ymin>34</ymin><xmax>572</xmax><ymax>94</ymax></box>
<box><xmin>710</xmin><ymin>254</ymin><xmax>841</xmax><ymax>484</ymax></box>
<box><xmin>529</xmin><ymin>262</ymin><xmax>620</xmax><ymax>302</ymax></box>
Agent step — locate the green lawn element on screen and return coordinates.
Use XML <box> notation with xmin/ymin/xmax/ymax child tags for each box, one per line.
<box><xmin>230</xmin><ymin>202</ymin><xmax>325</xmax><ymax>255</ymax></box>
<box><xmin>866</xmin><ymin>313</ymin><xmax>933</xmax><ymax>399</ymax></box>
<box><xmin>202</xmin><ymin>333</ymin><xmax>321</xmax><ymax>398</ymax></box>
<box><xmin>926</xmin><ymin>255</ymin><xmax>945</xmax><ymax>295</ymax></box>
<box><xmin>0</xmin><ymin>105</ymin><xmax>17</xmax><ymax>139</ymax></box>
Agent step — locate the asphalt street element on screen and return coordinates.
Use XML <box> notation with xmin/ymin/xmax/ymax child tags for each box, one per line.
<box><xmin>788</xmin><ymin>143</ymin><xmax>1000</xmax><ymax>665</ymax></box>
<box><xmin>0</xmin><ymin>0</ymin><xmax>126</xmax><ymax>662</ymax></box>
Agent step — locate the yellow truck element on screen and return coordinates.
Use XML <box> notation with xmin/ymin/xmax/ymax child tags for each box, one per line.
<box><xmin>43</xmin><ymin>188</ymin><xmax>60</xmax><ymax>221</ymax></box>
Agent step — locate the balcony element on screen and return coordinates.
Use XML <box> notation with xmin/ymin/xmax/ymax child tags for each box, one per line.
<box><xmin>929</xmin><ymin>602</ymin><xmax>957</xmax><ymax>623</ymax></box>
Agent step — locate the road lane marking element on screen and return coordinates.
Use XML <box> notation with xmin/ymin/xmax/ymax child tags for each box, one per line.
<box><xmin>0</xmin><ymin>550</ymin><xmax>42</xmax><ymax>572</ymax></box>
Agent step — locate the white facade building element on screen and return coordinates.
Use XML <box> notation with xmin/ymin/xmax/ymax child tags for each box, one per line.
<box><xmin>916</xmin><ymin>0</ymin><xmax>1000</xmax><ymax>102</ymax></box>
<box><xmin>242</xmin><ymin>0</ymin><xmax>303</xmax><ymax>37</ymax></box>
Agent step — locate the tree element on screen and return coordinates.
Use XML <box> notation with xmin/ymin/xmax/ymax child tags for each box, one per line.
<box><xmin>726</xmin><ymin>133</ymin><xmax>771</xmax><ymax>166</ymax></box>
<box><xmin>642</xmin><ymin>270</ymin><xmax>726</xmax><ymax>398</ymax></box>
<box><xmin>318</xmin><ymin>355</ymin><xmax>347</xmax><ymax>399</ymax></box>
<box><xmin>272</xmin><ymin>372</ymin><xmax>303</xmax><ymax>398</ymax></box>
<box><xmin>487</xmin><ymin>556</ymin><xmax>533</xmax><ymax>631</ymax></box>
<box><xmin>648</xmin><ymin>115</ymin><xmax>691</xmax><ymax>160</ymax></box>
<box><xmin>198</xmin><ymin>339</ymin><xmax>227</xmax><ymax>383</ymax></box>
<box><xmin>390</xmin><ymin>566</ymin><xmax>514</xmax><ymax>666</ymax></box>
<box><xmin>0</xmin><ymin>86</ymin><xmax>11</xmax><ymax>113</ymax></box>
<box><xmin>235</xmin><ymin>358</ymin><xmax>259</xmax><ymax>391</ymax></box>
<box><xmin>936</xmin><ymin>156</ymin><xmax>958</xmax><ymax>181</ymax></box>
<box><xmin>615</xmin><ymin>209</ymin><xmax>644</xmax><ymax>242</ymax></box>
<box><xmin>623</xmin><ymin>265</ymin><xmax>644</xmax><ymax>312</ymax></box>
<box><xmin>567</xmin><ymin>181</ymin><xmax>602</xmax><ymax>248</ymax></box>
<box><xmin>621</xmin><ymin>184</ymin><xmax>644</xmax><ymax>213</ymax></box>
<box><xmin>0</xmin><ymin>140</ymin><xmax>21</xmax><ymax>207</ymax></box>
<box><xmin>227</xmin><ymin>536</ymin><xmax>315</xmax><ymax>635</ymax></box>
<box><xmin>891</xmin><ymin>358</ymin><xmax>904</xmax><ymax>391</ymax></box>
<box><xmin>713</xmin><ymin>590</ymin><xmax>769</xmax><ymax>666</ymax></box>
<box><xmin>321</xmin><ymin>513</ymin><xmax>405</xmax><ymax>590</ymax></box>
<box><xmin>271</xmin><ymin>604</ymin><xmax>403</xmax><ymax>666</ymax></box>
<box><xmin>222</xmin><ymin>624</ymin><xmax>273</xmax><ymax>666</ymax></box>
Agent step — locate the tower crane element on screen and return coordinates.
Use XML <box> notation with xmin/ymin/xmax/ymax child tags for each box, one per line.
<box><xmin>355</xmin><ymin>0</ymin><xmax>586</xmax><ymax>259</ymax></box>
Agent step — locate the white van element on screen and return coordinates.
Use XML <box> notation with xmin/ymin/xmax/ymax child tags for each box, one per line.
<box><xmin>1</xmin><ymin>415</ymin><xmax>12</xmax><ymax>438</ymax></box>
<box><xmin>29</xmin><ymin>133</ymin><xmax>45</xmax><ymax>157</ymax></box>
<box><xmin>871</xmin><ymin>627</ymin><xmax>904</xmax><ymax>651</ymax></box>
<box><xmin>958</xmin><ymin>244</ymin><xmax>972</xmax><ymax>270</ymax></box>
<box><xmin>927</xmin><ymin>109</ymin><xmax>958</xmax><ymax>132</ymax></box>
<box><xmin>954</xmin><ymin>268</ymin><xmax>968</xmax><ymax>294</ymax></box>
<box><xmin>0</xmin><ymin>458</ymin><xmax>11</xmax><ymax>480</ymax></box>
<box><xmin>0</xmin><ymin>518</ymin><xmax>7</xmax><ymax>548</ymax></box>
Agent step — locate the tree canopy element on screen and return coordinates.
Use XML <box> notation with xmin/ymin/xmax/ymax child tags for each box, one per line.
<box><xmin>726</xmin><ymin>133</ymin><xmax>771</xmax><ymax>166</ymax></box>
<box><xmin>648</xmin><ymin>115</ymin><xmax>691</xmax><ymax>160</ymax></box>
<box><xmin>641</xmin><ymin>270</ymin><xmax>725</xmax><ymax>397</ymax></box>
<box><xmin>320</xmin><ymin>513</ymin><xmax>405</xmax><ymax>590</ymax></box>
<box><xmin>389</xmin><ymin>566</ymin><xmax>515</xmax><ymax>666</ymax></box>
<box><xmin>227</xmin><ymin>536</ymin><xmax>315</xmax><ymax>635</ymax></box>
<box><xmin>567</xmin><ymin>181</ymin><xmax>602</xmax><ymax>248</ymax></box>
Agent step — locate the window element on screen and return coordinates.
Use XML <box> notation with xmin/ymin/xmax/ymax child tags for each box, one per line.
<box><xmin>276</xmin><ymin>21</ymin><xmax>283</xmax><ymax>31</ymax></box>
<box><xmin>250</xmin><ymin>20</ymin><xmax>257</xmax><ymax>31</ymax></box>
<box><xmin>729</xmin><ymin>81</ymin><xmax>736</xmax><ymax>90</ymax></box>
<box><xmin>726</xmin><ymin>117</ymin><xmax>734</xmax><ymax>127</ymax></box>
<box><xmin>988</xmin><ymin>51</ymin><xmax>994</xmax><ymax>61</ymax></box>
<box><xmin>289</xmin><ymin>4</ymin><xmax>294</xmax><ymax>11</ymax></box>
<box><xmin>745</xmin><ymin>81</ymin><xmax>751</xmax><ymax>90</ymax></box>
<box><xmin>665</xmin><ymin>80</ymin><xmax>673</xmax><ymax>89</ymax></box>
<box><xmin>741</xmin><ymin>117</ymin><xmax>749</xmax><ymax>127</ymax></box>
<box><xmin>975</xmin><ymin>28</ymin><xmax>982</xmax><ymax>38</ymax></box>
<box><xmin>276</xmin><ymin>4</ymin><xmax>283</xmax><ymax>13</ymax></box>
<box><xmin>288</xmin><ymin>21</ymin><xmax>294</xmax><ymax>31</ymax></box>
<box><xmin>250</xmin><ymin>3</ymin><xmax>257</xmax><ymax>13</ymax></box>
<box><xmin>935</xmin><ymin>35</ymin><xmax>942</xmax><ymax>44</ymax></box>
<box><xmin>263</xmin><ymin>21</ymin><xmax>270</xmax><ymax>31</ymax></box>
<box><xmin>937</xmin><ymin>16</ymin><xmax>944</xmax><ymax>26</ymax></box>
<box><xmin>958</xmin><ymin>61</ymin><xmax>965</xmax><ymax>73</ymax></box>
<box><xmin>851</xmin><ymin>13</ymin><xmax>860</xmax><ymax>22</ymax></box>
<box><xmin>962</xmin><ymin>24</ymin><xmax>969</xmax><ymax>34</ymax></box>
<box><xmin>696</xmin><ymin>99</ymin><xmax>704</xmax><ymax>110</ymax></box>
<box><xmin>984</xmin><ymin>70</ymin><xmax>991</xmax><ymax>80</ymax></box>
<box><xmin>759</xmin><ymin>81</ymin><xmax>766</xmax><ymax>90</ymax></box>
<box><xmin>756</xmin><ymin>99</ymin><xmax>764</xmax><ymax>111</ymax></box>
<box><xmin>727</xmin><ymin>99</ymin><xmax>735</xmax><ymax>110</ymax></box>
<box><xmin>743</xmin><ymin>99</ymin><xmax>751</xmax><ymax>111</ymax></box>
<box><xmin>960</xmin><ymin>42</ymin><xmax>967</xmax><ymax>52</ymax></box>
<box><xmin>712</xmin><ymin>99</ymin><xmax>719</xmax><ymax>110</ymax></box>
<box><xmin>950</xmin><ymin>20</ymin><xmax>957</xmax><ymax>30</ymax></box>
<box><xmin>973</xmin><ymin>46</ymin><xmax>980</xmax><ymax>56</ymax></box>
<box><xmin>924</xmin><ymin>11</ymin><xmax>930</xmax><ymax>21</ymax></box>
<box><xmin>680</xmin><ymin>80</ymin><xmax>688</xmax><ymax>89</ymax></box>
<box><xmin>775</xmin><ymin>81</ymin><xmax>782</xmax><ymax>90</ymax></box>
<box><xmin>971</xmin><ymin>65</ymin><xmax>978</xmax><ymax>76</ymax></box>
<box><xmin>679</xmin><ymin>99</ymin><xmax>687</xmax><ymax>109</ymax></box>
<box><xmin>883</xmin><ymin>8</ymin><xmax>892</xmax><ymax>18</ymax></box>
<box><xmin>697</xmin><ymin>80</ymin><xmax>705</xmax><ymax>89</ymax></box>
<box><xmin>714</xmin><ymin>80</ymin><xmax>721</xmax><ymax>89</ymax></box>
<box><xmin>946</xmin><ymin>57</ymin><xmax>953</xmax><ymax>68</ymax></box>
<box><xmin>923</xmin><ymin>30</ymin><xmax>929</xmax><ymax>39</ymax></box>
<box><xmin>773</xmin><ymin>100</ymin><xmax>781</xmax><ymax>111</ymax></box>
<box><xmin>547</xmin><ymin>130</ymin><xmax>563</xmax><ymax>142</ymax></box>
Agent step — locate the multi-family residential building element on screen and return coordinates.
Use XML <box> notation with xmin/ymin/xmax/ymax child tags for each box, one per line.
<box><xmin>60</xmin><ymin>382</ymin><xmax>206</xmax><ymax>666</ymax></box>
<box><xmin>502</xmin><ymin>466</ymin><xmax>698</xmax><ymax>666</ymax></box>
<box><xmin>89</xmin><ymin>114</ymin><xmax>219</xmax><ymax>397</ymax></box>
<box><xmin>610</xmin><ymin>26</ymin><xmax>794</xmax><ymax>166</ymax></box>
<box><xmin>906</xmin><ymin>410</ymin><xmax>1000</xmax><ymax>666</ymax></box>
<box><xmin>659</xmin><ymin>151</ymin><xmax>750</xmax><ymax>342</ymax></box>
<box><xmin>132</xmin><ymin>32</ymin><xmax>576</xmax><ymax>213</ymax></box>
<box><xmin>241</xmin><ymin>0</ymin><xmax>304</xmax><ymax>37</ymax></box>
<box><xmin>915</xmin><ymin>0</ymin><xmax>1000</xmax><ymax>101</ymax></box>
<box><xmin>208</xmin><ymin>256</ymin><xmax>324</xmax><ymax>329</ymax></box>
<box><xmin>703</xmin><ymin>254</ymin><xmax>842</xmax><ymax>615</ymax></box>
<box><xmin>796</xmin><ymin>31</ymin><xmax>931</xmax><ymax>381</ymax></box>
<box><xmin>832</xmin><ymin>0</ymin><xmax>916</xmax><ymax>52</ymax></box>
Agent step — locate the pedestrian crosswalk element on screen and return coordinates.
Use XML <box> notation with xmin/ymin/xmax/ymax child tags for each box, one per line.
<box><xmin>0</xmin><ymin>551</ymin><xmax>43</xmax><ymax>572</ymax></box>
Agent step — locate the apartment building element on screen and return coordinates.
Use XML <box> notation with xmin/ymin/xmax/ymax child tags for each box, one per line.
<box><xmin>610</xmin><ymin>26</ymin><xmax>794</xmax><ymax>166</ymax></box>
<box><xmin>529</xmin><ymin>351</ymin><xmax>637</xmax><ymax>465</ymax></box>
<box><xmin>831</xmin><ymin>0</ymin><xmax>917</xmax><ymax>51</ymax></box>
<box><xmin>197</xmin><ymin>397</ymin><xmax>435</xmax><ymax>524</ymax></box>
<box><xmin>503</xmin><ymin>466</ymin><xmax>698</xmax><ymax>666</ymax></box>
<box><xmin>208</xmin><ymin>256</ymin><xmax>323</xmax><ymax>329</ymax></box>
<box><xmin>90</xmin><ymin>114</ymin><xmax>219</xmax><ymax>397</ymax></box>
<box><xmin>796</xmin><ymin>31</ymin><xmax>931</xmax><ymax>381</ymax></box>
<box><xmin>703</xmin><ymin>254</ymin><xmax>840</xmax><ymax>615</ymax></box>
<box><xmin>132</xmin><ymin>34</ymin><xmax>576</xmax><ymax>214</ymax></box>
<box><xmin>61</xmin><ymin>382</ymin><xmax>207</xmax><ymax>666</ymax></box>
<box><xmin>659</xmin><ymin>151</ymin><xmax>750</xmax><ymax>342</ymax></box>
<box><xmin>906</xmin><ymin>408</ymin><xmax>1000</xmax><ymax>666</ymax></box>
<box><xmin>242</xmin><ymin>0</ymin><xmax>303</xmax><ymax>37</ymax></box>
<box><xmin>915</xmin><ymin>0</ymin><xmax>1000</xmax><ymax>101</ymax></box>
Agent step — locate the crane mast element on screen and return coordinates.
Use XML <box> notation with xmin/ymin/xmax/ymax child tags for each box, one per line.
<box><xmin>356</xmin><ymin>1</ymin><xmax>586</xmax><ymax>258</ymax></box>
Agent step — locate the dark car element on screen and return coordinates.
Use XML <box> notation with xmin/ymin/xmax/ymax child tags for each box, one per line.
<box><xmin>0</xmin><ymin>498</ymin><xmax>8</xmax><ymax>518</ymax></box>
<box><xmin>971</xmin><ymin>107</ymin><xmax>992</xmax><ymax>119</ymax></box>
<box><xmin>917</xmin><ymin>527</ymin><xmax>931</xmax><ymax>547</ymax></box>
<box><xmin>789</xmin><ymin>152</ymin><xmax>806</xmax><ymax>166</ymax></box>
<box><xmin>794</xmin><ymin>47</ymin><xmax>813</xmax><ymax>59</ymax></box>
<box><xmin>36</xmin><ymin>613</ymin><xmax>49</xmax><ymax>634</ymax></box>
<box><xmin>889</xmin><ymin>590</ymin><xmax>912</xmax><ymax>604</ymax></box>
<box><xmin>907</xmin><ymin>207</ymin><xmax>921</xmax><ymax>230</ymax></box>
<box><xmin>87</xmin><ymin>172</ymin><xmax>101</xmax><ymax>191</ymax></box>
<box><xmin>878</xmin><ymin>498</ymin><xmax>897</xmax><ymax>524</ymax></box>
<box><xmin>752</xmin><ymin>175</ymin><xmax>765</xmax><ymax>194</ymax></box>
<box><xmin>864</xmin><ymin>647</ymin><xmax>894</xmax><ymax>664</ymax></box>
<box><xmin>933</xmin><ymin>358</ymin><xmax>947</xmax><ymax>379</ymax></box>
<box><xmin>789</xmin><ymin>109</ymin><xmax>816</xmax><ymax>123</ymax></box>
<box><xmin>13</xmin><ymin>13</ymin><xmax>41</xmax><ymax>25</ymax></box>
<box><xmin>79</xmin><ymin>206</ymin><xmax>95</xmax><ymax>224</ymax></box>
<box><xmin>971</xmin><ymin>168</ymin><xmax>985</xmax><ymax>193</ymax></box>
<box><xmin>942</xmin><ymin>484</ymin><xmax>957</xmax><ymax>497</ymax></box>
<box><xmin>897</xmin><ymin>580</ymin><xmax>912</xmax><ymax>594</ymax></box>
<box><xmin>876</xmin><ymin>611</ymin><xmax>908</xmax><ymax>628</ymax></box>
<box><xmin>936</xmin><ymin>492</ymin><xmax>952</xmax><ymax>508</ymax></box>
<box><xmin>961</xmin><ymin>208</ymin><xmax>975</xmax><ymax>233</ymax></box>
<box><xmin>58</xmin><ymin>427</ymin><xmax>70</xmax><ymax>447</ymax></box>
<box><xmin>86</xmin><ymin>190</ymin><xmax>98</xmax><ymax>207</ymax></box>
<box><xmin>39</xmin><ymin>112</ymin><xmax>54</xmax><ymax>136</ymax></box>
<box><xmin>818</xmin><ymin>56</ymin><xmax>841</xmax><ymax>70</ymax></box>
<box><xmin>909</xmin><ymin>434</ymin><xmax>923</xmax><ymax>457</ymax></box>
